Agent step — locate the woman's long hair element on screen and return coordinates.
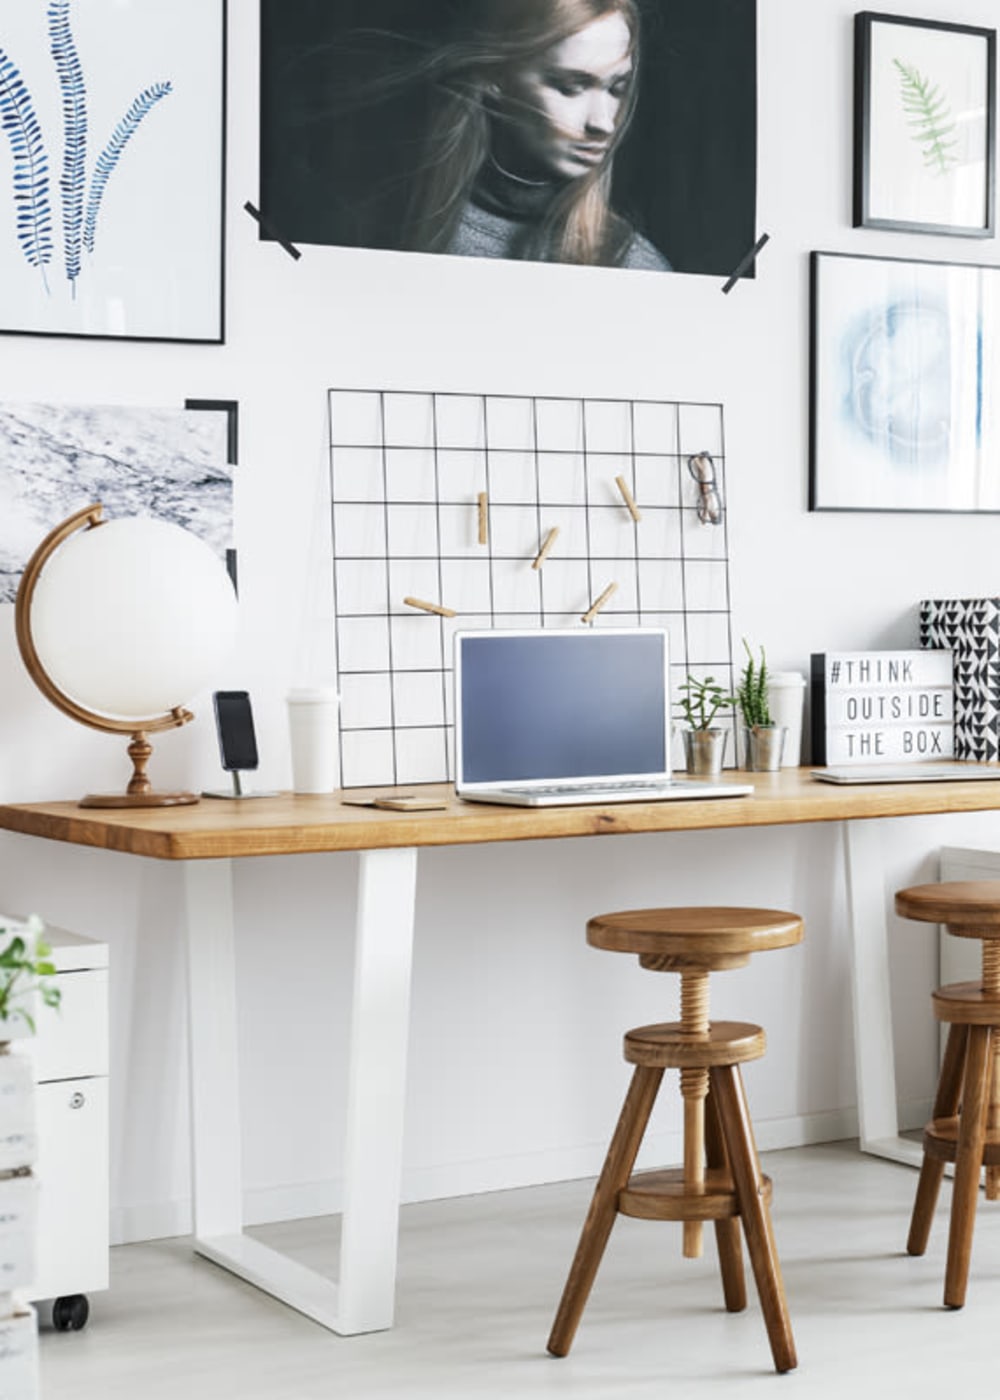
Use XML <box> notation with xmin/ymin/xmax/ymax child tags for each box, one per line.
<box><xmin>399</xmin><ymin>0</ymin><xmax>641</xmax><ymax>264</ymax></box>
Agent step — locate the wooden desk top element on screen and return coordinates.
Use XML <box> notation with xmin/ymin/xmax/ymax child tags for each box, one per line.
<box><xmin>0</xmin><ymin>769</ymin><xmax>999</xmax><ymax>861</ymax></box>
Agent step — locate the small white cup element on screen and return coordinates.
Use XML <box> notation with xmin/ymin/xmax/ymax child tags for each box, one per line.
<box><xmin>286</xmin><ymin>687</ymin><xmax>341</xmax><ymax>793</ymax></box>
<box><xmin>766</xmin><ymin>671</ymin><xmax>806</xmax><ymax>768</ymax></box>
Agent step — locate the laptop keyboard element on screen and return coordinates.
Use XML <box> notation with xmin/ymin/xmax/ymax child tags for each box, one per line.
<box><xmin>500</xmin><ymin>780</ymin><xmax>673</xmax><ymax>796</ymax></box>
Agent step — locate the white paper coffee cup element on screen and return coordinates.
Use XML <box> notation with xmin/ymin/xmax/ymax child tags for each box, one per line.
<box><xmin>766</xmin><ymin>672</ymin><xmax>806</xmax><ymax>768</ymax></box>
<box><xmin>287</xmin><ymin>687</ymin><xmax>340</xmax><ymax>793</ymax></box>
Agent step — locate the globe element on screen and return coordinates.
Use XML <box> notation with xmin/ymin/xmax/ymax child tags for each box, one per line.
<box><xmin>15</xmin><ymin>504</ymin><xmax>238</xmax><ymax>807</ymax></box>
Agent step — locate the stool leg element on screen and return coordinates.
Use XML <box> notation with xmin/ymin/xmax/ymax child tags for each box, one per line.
<box><xmin>711</xmin><ymin>1064</ymin><xmax>796</xmax><ymax>1374</ymax></box>
<box><xmin>908</xmin><ymin>1023</ymin><xmax>969</xmax><ymax>1256</ymax></box>
<box><xmin>547</xmin><ymin>1065</ymin><xmax>664</xmax><ymax>1358</ymax></box>
<box><xmin>705</xmin><ymin>1084</ymin><xmax>746</xmax><ymax>1313</ymax></box>
<box><xmin>984</xmin><ymin>942</ymin><xmax>1000</xmax><ymax>1200</ymax></box>
<box><xmin>987</xmin><ymin>1038</ymin><xmax>1000</xmax><ymax>1201</ymax></box>
<box><xmin>944</xmin><ymin>1025</ymin><xmax>991</xmax><ymax>1309</ymax></box>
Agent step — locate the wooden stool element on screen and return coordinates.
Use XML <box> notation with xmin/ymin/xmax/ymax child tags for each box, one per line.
<box><xmin>896</xmin><ymin>880</ymin><xmax>1000</xmax><ymax>1309</ymax></box>
<box><xmin>547</xmin><ymin>906</ymin><xmax>802</xmax><ymax>1374</ymax></box>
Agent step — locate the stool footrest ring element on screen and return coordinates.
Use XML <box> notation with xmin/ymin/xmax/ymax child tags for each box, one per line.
<box><xmin>624</xmin><ymin>1021</ymin><xmax>766</xmax><ymax>1069</ymax></box>
<box><xmin>619</xmin><ymin>1167</ymin><xmax>773</xmax><ymax>1222</ymax></box>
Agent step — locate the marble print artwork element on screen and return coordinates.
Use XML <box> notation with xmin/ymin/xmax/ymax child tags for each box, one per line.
<box><xmin>0</xmin><ymin>400</ymin><xmax>233</xmax><ymax>602</ymax></box>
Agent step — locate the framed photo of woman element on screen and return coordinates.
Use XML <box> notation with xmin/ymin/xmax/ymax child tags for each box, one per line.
<box><xmin>259</xmin><ymin>0</ymin><xmax>757</xmax><ymax>279</ymax></box>
<box><xmin>853</xmin><ymin>11</ymin><xmax>996</xmax><ymax>238</ymax></box>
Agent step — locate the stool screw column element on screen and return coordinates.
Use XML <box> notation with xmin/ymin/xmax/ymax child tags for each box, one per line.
<box><xmin>680</xmin><ymin>970</ymin><xmax>709</xmax><ymax>1258</ymax></box>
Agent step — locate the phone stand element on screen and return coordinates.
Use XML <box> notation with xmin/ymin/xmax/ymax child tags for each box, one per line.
<box><xmin>202</xmin><ymin>771</ymin><xmax>278</xmax><ymax>800</ymax></box>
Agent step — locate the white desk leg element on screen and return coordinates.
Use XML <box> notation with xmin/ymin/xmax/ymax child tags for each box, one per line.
<box><xmin>843</xmin><ymin>819</ymin><xmax>923</xmax><ymax>1168</ymax></box>
<box><xmin>338</xmin><ymin>846</ymin><xmax>419</xmax><ymax>1335</ymax></box>
<box><xmin>183</xmin><ymin>848</ymin><xmax>418</xmax><ymax>1333</ymax></box>
<box><xmin>183</xmin><ymin>858</ymin><xmax>244</xmax><ymax>1236</ymax></box>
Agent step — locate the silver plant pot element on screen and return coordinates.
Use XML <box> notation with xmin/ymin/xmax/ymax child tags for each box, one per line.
<box><xmin>682</xmin><ymin>727</ymin><xmax>728</xmax><ymax>778</ymax></box>
<box><xmin>745</xmin><ymin>724</ymin><xmax>786</xmax><ymax>772</ymax></box>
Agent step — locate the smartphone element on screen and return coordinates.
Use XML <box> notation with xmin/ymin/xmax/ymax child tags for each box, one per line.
<box><xmin>213</xmin><ymin>690</ymin><xmax>259</xmax><ymax>772</ymax></box>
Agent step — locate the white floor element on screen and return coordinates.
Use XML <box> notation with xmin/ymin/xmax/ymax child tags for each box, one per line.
<box><xmin>38</xmin><ymin>1141</ymin><xmax>1000</xmax><ymax>1399</ymax></box>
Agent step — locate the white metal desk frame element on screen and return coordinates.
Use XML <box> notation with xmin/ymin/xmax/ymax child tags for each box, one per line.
<box><xmin>184</xmin><ymin>818</ymin><xmax>913</xmax><ymax>1337</ymax></box>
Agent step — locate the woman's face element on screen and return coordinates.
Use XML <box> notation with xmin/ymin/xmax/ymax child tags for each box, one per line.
<box><xmin>494</xmin><ymin>11</ymin><xmax>634</xmax><ymax>182</ymax></box>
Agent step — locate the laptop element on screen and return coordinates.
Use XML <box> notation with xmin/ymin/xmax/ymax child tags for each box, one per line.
<box><xmin>812</xmin><ymin>762</ymin><xmax>1000</xmax><ymax>785</ymax></box>
<box><xmin>453</xmin><ymin>627</ymin><xmax>752</xmax><ymax>807</ymax></box>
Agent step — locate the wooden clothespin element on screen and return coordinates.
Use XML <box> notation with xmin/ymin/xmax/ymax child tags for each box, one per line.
<box><xmin>615</xmin><ymin>475</ymin><xmax>641</xmax><ymax>522</ymax></box>
<box><xmin>403</xmin><ymin>596</ymin><xmax>457</xmax><ymax>618</ymax></box>
<box><xmin>478</xmin><ymin>492</ymin><xmax>489</xmax><ymax>546</ymax></box>
<box><xmin>532</xmin><ymin>526</ymin><xmax>560</xmax><ymax>570</ymax></box>
<box><xmin>581</xmin><ymin>581</ymin><xmax>618</xmax><ymax>624</ymax></box>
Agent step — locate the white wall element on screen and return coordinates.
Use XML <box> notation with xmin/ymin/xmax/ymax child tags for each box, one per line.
<box><xmin>3</xmin><ymin>0</ymin><xmax>1000</xmax><ymax>1243</ymax></box>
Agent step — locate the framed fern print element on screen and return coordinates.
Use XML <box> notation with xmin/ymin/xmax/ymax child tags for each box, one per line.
<box><xmin>0</xmin><ymin>0</ymin><xmax>225</xmax><ymax>342</ymax></box>
<box><xmin>853</xmin><ymin>12</ymin><xmax>996</xmax><ymax>238</ymax></box>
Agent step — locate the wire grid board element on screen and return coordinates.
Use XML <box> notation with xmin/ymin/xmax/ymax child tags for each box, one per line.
<box><xmin>328</xmin><ymin>389</ymin><xmax>737</xmax><ymax>787</ymax></box>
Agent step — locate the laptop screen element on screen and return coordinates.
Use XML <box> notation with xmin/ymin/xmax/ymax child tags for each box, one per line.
<box><xmin>455</xmin><ymin>628</ymin><xmax>670</xmax><ymax>787</ymax></box>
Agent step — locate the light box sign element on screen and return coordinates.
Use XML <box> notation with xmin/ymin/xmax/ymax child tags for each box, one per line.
<box><xmin>811</xmin><ymin>650</ymin><xmax>953</xmax><ymax>764</ymax></box>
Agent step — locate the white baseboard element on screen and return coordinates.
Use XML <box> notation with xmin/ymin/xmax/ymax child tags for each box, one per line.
<box><xmin>112</xmin><ymin>1102</ymin><xmax>922</xmax><ymax>1245</ymax></box>
<box><xmin>111</xmin><ymin>1199</ymin><xmax>192</xmax><ymax>1247</ymax></box>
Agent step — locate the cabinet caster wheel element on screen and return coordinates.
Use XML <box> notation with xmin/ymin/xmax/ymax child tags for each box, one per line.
<box><xmin>52</xmin><ymin>1295</ymin><xmax>89</xmax><ymax>1332</ymax></box>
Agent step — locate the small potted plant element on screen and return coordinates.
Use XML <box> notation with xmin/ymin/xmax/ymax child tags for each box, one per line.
<box><xmin>736</xmin><ymin>639</ymin><xmax>785</xmax><ymax>771</ymax></box>
<box><xmin>0</xmin><ymin>915</ymin><xmax>60</xmax><ymax>1046</ymax></box>
<box><xmin>677</xmin><ymin>674</ymin><xmax>735</xmax><ymax>777</ymax></box>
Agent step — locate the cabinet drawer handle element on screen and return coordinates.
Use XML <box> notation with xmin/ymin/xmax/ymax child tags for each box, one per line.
<box><xmin>69</xmin><ymin>1091</ymin><xmax>85</xmax><ymax>1110</ymax></box>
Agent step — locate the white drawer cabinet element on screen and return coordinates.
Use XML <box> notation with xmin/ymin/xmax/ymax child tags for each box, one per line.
<box><xmin>18</xmin><ymin>927</ymin><xmax>108</xmax><ymax>1331</ymax></box>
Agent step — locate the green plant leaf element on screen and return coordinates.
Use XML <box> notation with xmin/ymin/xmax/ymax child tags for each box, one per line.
<box><xmin>893</xmin><ymin>59</ymin><xmax>958</xmax><ymax>176</ymax></box>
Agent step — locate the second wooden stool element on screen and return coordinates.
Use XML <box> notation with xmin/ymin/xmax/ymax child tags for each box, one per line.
<box><xmin>547</xmin><ymin>906</ymin><xmax>802</xmax><ymax>1374</ymax></box>
<box><xmin>896</xmin><ymin>880</ymin><xmax>1000</xmax><ymax>1308</ymax></box>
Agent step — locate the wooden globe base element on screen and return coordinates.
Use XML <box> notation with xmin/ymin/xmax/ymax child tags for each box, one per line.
<box><xmin>77</xmin><ymin>730</ymin><xmax>200</xmax><ymax>808</ymax></box>
<box><xmin>80</xmin><ymin>790</ymin><xmax>199</xmax><ymax>809</ymax></box>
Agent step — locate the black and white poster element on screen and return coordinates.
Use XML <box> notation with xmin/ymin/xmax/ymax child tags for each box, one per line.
<box><xmin>260</xmin><ymin>0</ymin><xmax>757</xmax><ymax>277</ymax></box>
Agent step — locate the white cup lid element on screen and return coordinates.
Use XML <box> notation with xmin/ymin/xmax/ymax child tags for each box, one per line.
<box><xmin>767</xmin><ymin>671</ymin><xmax>806</xmax><ymax>687</ymax></box>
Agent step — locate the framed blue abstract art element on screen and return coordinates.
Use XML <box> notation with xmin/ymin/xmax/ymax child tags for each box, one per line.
<box><xmin>809</xmin><ymin>250</ymin><xmax>1000</xmax><ymax>514</ymax></box>
<box><xmin>0</xmin><ymin>0</ymin><xmax>225</xmax><ymax>342</ymax></box>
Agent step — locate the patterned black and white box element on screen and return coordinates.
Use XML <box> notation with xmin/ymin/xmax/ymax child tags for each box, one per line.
<box><xmin>919</xmin><ymin>598</ymin><xmax>1000</xmax><ymax>761</ymax></box>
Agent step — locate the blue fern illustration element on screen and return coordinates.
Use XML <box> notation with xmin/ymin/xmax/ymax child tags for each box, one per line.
<box><xmin>83</xmin><ymin>81</ymin><xmax>172</xmax><ymax>255</ymax></box>
<box><xmin>2</xmin><ymin>1</ymin><xmax>174</xmax><ymax>305</ymax></box>
<box><xmin>0</xmin><ymin>47</ymin><xmax>52</xmax><ymax>290</ymax></box>
<box><xmin>48</xmin><ymin>0</ymin><xmax>87</xmax><ymax>294</ymax></box>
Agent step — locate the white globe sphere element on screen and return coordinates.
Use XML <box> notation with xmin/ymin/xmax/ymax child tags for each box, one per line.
<box><xmin>30</xmin><ymin>516</ymin><xmax>238</xmax><ymax>720</ymax></box>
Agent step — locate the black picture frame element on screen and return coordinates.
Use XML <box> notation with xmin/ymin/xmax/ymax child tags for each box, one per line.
<box><xmin>853</xmin><ymin>11</ymin><xmax>996</xmax><ymax>237</ymax></box>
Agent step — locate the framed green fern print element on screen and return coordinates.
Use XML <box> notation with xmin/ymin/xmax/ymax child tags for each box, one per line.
<box><xmin>0</xmin><ymin>0</ymin><xmax>225</xmax><ymax>342</ymax></box>
<box><xmin>853</xmin><ymin>12</ymin><xmax>995</xmax><ymax>238</ymax></box>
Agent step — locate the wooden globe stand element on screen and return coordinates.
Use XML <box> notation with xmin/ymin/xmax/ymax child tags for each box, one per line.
<box><xmin>14</xmin><ymin>503</ymin><xmax>199</xmax><ymax>809</ymax></box>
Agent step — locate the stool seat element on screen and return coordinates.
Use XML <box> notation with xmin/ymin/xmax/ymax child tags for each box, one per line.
<box><xmin>625</xmin><ymin>1021</ymin><xmax>766</xmax><ymax>1069</ymax></box>
<box><xmin>896</xmin><ymin>881</ymin><xmax>1000</xmax><ymax>934</ymax></box>
<box><xmin>587</xmin><ymin>907</ymin><xmax>803</xmax><ymax>970</ymax></box>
